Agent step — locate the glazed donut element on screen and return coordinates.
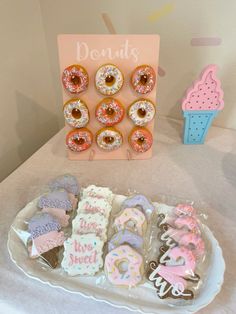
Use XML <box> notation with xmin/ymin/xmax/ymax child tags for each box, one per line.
<box><xmin>95</xmin><ymin>98</ymin><xmax>125</xmax><ymax>126</ymax></box>
<box><xmin>128</xmin><ymin>99</ymin><xmax>155</xmax><ymax>126</ymax></box>
<box><xmin>178</xmin><ymin>233</ymin><xmax>205</xmax><ymax>258</ymax></box>
<box><xmin>113</xmin><ymin>207</ymin><xmax>147</xmax><ymax>236</ymax></box>
<box><xmin>131</xmin><ymin>65</ymin><xmax>156</xmax><ymax>94</ymax></box>
<box><xmin>96</xmin><ymin>127</ymin><xmax>123</xmax><ymax>151</ymax></box>
<box><xmin>129</xmin><ymin>127</ymin><xmax>153</xmax><ymax>153</ymax></box>
<box><xmin>63</xmin><ymin>99</ymin><xmax>89</xmax><ymax>128</ymax></box>
<box><xmin>95</xmin><ymin>64</ymin><xmax>124</xmax><ymax>95</ymax></box>
<box><xmin>62</xmin><ymin>65</ymin><xmax>89</xmax><ymax>94</ymax></box>
<box><xmin>105</xmin><ymin>245</ymin><xmax>144</xmax><ymax>287</ymax></box>
<box><xmin>66</xmin><ymin>128</ymin><xmax>93</xmax><ymax>152</ymax></box>
<box><xmin>108</xmin><ymin>230</ymin><xmax>144</xmax><ymax>252</ymax></box>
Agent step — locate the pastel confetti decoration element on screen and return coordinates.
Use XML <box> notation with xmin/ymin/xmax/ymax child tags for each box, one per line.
<box><xmin>182</xmin><ymin>64</ymin><xmax>224</xmax><ymax>144</ymax></box>
<box><xmin>101</xmin><ymin>13</ymin><xmax>117</xmax><ymax>34</ymax></box>
<box><xmin>191</xmin><ymin>37</ymin><xmax>222</xmax><ymax>47</ymax></box>
<box><xmin>148</xmin><ymin>3</ymin><xmax>174</xmax><ymax>22</ymax></box>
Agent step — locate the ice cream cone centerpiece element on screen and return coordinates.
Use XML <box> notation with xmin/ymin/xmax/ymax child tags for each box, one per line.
<box><xmin>182</xmin><ymin>65</ymin><xmax>224</xmax><ymax>144</ymax></box>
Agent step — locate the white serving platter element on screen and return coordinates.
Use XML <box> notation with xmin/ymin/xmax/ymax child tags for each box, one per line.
<box><xmin>8</xmin><ymin>195</ymin><xmax>225</xmax><ymax>314</ymax></box>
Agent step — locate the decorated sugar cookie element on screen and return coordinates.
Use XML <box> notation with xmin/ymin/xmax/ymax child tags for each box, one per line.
<box><xmin>81</xmin><ymin>185</ymin><xmax>113</xmax><ymax>204</ymax></box>
<box><xmin>49</xmin><ymin>174</ymin><xmax>80</xmax><ymax>196</ymax></box>
<box><xmin>113</xmin><ymin>207</ymin><xmax>147</xmax><ymax>236</ymax></box>
<box><xmin>38</xmin><ymin>190</ymin><xmax>73</xmax><ymax>211</ymax></box>
<box><xmin>105</xmin><ymin>245</ymin><xmax>144</xmax><ymax>287</ymax></box>
<box><xmin>27</xmin><ymin>213</ymin><xmax>65</xmax><ymax>259</ymax></box>
<box><xmin>148</xmin><ymin>246</ymin><xmax>198</xmax><ymax>299</ymax></box>
<box><xmin>121</xmin><ymin>194</ymin><xmax>155</xmax><ymax>219</ymax></box>
<box><xmin>72</xmin><ymin>213</ymin><xmax>108</xmax><ymax>241</ymax></box>
<box><xmin>78</xmin><ymin>197</ymin><xmax>112</xmax><ymax>218</ymax></box>
<box><xmin>61</xmin><ymin>234</ymin><xmax>104</xmax><ymax>276</ymax></box>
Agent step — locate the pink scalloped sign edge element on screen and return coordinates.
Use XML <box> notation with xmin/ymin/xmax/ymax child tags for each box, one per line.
<box><xmin>182</xmin><ymin>65</ymin><xmax>224</xmax><ymax>111</ymax></box>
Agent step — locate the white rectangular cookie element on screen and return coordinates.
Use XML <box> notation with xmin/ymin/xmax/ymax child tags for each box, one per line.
<box><xmin>81</xmin><ymin>185</ymin><xmax>114</xmax><ymax>204</ymax></box>
<box><xmin>78</xmin><ymin>197</ymin><xmax>112</xmax><ymax>218</ymax></box>
<box><xmin>61</xmin><ymin>234</ymin><xmax>104</xmax><ymax>276</ymax></box>
<box><xmin>72</xmin><ymin>213</ymin><xmax>108</xmax><ymax>241</ymax></box>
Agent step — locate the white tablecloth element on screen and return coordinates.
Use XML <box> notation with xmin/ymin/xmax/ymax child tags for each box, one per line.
<box><xmin>1</xmin><ymin>117</ymin><xmax>235</xmax><ymax>314</ymax></box>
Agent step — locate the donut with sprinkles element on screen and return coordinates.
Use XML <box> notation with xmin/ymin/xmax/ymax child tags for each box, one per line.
<box><xmin>128</xmin><ymin>99</ymin><xmax>156</xmax><ymax>126</ymax></box>
<box><xmin>66</xmin><ymin>128</ymin><xmax>93</xmax><ymax>152</ymax></box>
<box><xmin>63</xmin><ymin>98</ymin><xmax>89</xmax><ymax>128</ymax></box>
<box><xmin>131</xmin><ymin>65</ymin><xmax>156</xmax><ymax>94</ymax></box>
<box><xmin>95</xmin><ymin>64</ymin><xmax>124</xmax><ymax>95</ymax></box>
<box><xmin>129</xmin><ymin>127</ymin><xmax>153</xmax><ymax>153</ymax></box>
<box><xmin>62</xmin><ymin>64</ymin><xmax>89</xmax><ymax>94</ymax></box>
<box><xmin>96</xmin><ymin>127</ymin><xmax>123</xmax><ymax>151</ymax></box>
<box><xmin>95</xmin><ymin>98</ymin><xmax>125</xmax><ymax>126</ymax></box>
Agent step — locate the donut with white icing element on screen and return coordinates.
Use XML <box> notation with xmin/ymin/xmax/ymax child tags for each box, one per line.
<box><xmin>63</xmin><ymin>98</ymin><xmax>89</xmax><ymax>128</ymax></box>
<box><xmin>128</xmin><ymin>99</ymin><xmax>155</xmax><ymax>126</ymax></box>
<box><xmin>95</xmin><ymin>64</ymin><xmax>124</xmax><ymax>95</ymax></box>
<box><xmin>96</xmin><ymin>127</ymin><xmax>123</xmax><ymax>151</ymax></box>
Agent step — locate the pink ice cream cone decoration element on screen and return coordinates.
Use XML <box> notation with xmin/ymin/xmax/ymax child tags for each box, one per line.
<box><xmin>182</xmin><ymin>65</ymin><xmax>224</xmax><ymax>144</ymax></box>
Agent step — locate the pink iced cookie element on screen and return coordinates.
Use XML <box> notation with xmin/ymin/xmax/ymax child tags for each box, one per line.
<box><xmin>174</xmin><ymin>204</ymin><xmax>196</xmax><ymax>217</ymax></box>
<box><xmin>29</xmin><ymin>231</ymin><xmax>65</xmax><ymax>258</ymax></box>
<box><xmin>42</xmin><ymin>208</ymin><xmax>70</xmax><ymax>227</ymax></box>
<box><xmin>113</xmin><ymin>207</ymin><xmax>147</xmax><ymax>236</ymax></box>
<box><xmin>174</xmin><ymin>216</ymin><xmax>200</xmax><ymax>233</ymax></box>
<box><xmin>182</xmin><ymin>65</ymin><xmax>224</xmax><ymax>111</ymax></box>
<box><xmin>178</xmin><ymin>233</ymin><xmax>205</xmax><ymax>258</ymax></box>
<box><xmin>148</xmin><ymin>246</ymin><xmax>198</xmax><ymax>299</ymax></box>
<box><xmin>105</xmin><ymin>245</ymin><xmax>144</xmax><ymax>287</ymax></box>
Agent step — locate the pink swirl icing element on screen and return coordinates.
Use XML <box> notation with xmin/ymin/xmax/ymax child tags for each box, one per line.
<box><xmin>182</xmin><ymin>65</ymin><xmax>224</xmax><ymax>111</ymax></box>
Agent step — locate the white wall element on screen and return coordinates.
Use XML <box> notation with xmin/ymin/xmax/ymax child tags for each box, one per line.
<box><xmin>0</xmin><ymin>0</ymin><xmax>59</xmax><ymax>181</ymax></box>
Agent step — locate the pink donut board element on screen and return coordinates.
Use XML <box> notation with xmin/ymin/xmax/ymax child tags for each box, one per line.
<box><xmin>57</xmin><ymin>34</ymin><xmax>160</xmax><ymax>160</ymax></box>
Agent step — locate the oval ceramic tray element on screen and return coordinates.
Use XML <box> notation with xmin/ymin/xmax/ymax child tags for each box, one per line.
<box><xmin>8</xmin><ymin>195</ymin><xmax>225</xmax><ymax>314</ymax></box>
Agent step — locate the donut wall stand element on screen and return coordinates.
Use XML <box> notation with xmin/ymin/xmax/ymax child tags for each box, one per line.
<box><xmin>57</xmin><ymin>34</ymin><xmax>160</xmax><ymax>160</ymax></box>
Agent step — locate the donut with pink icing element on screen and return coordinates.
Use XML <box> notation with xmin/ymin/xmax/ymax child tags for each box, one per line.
<box><xmin>66</xmin><ymin>128</ymin><xmax>93</xmax><ymax>152</ymax></box>
<box><xmin>131</xmin><ymin>65</ymin><xmax>156</xmax><ymax>94</ymax></box>
<box><xmin>113</xmin><ymin>207</ymin><xmax>147</xmax><ymax>236</ymax></box>
<box><xmin>62</xmin><ymin>65</ymin><xmax>89</xmax><ymax>94</ymax></box>
<box><xmin>95</xmin><ymin>97</ymin><xmax>125</xmax><ymax>126</ymax></box>
<box><xmin>129</xmin><ymin>127</ymin><xmax>153</xmax><ymax>153</ymax></box>
<box><xmin>105</xmin><ymin>244</ymin><xmax>144</xmax><ymax>287</ymax></box>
